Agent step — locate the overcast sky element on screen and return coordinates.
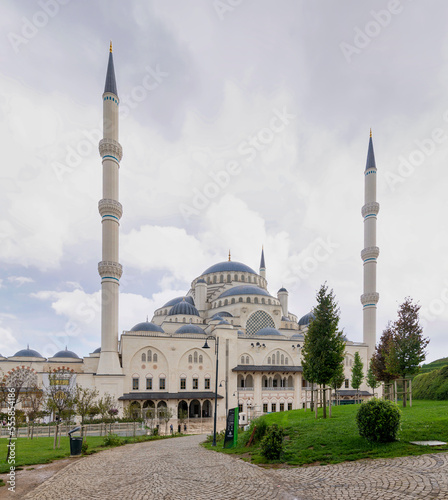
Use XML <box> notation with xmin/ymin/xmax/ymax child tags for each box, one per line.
<box><xmin>1</xmin><ymin>0</ymin><xmax>447</xmax><ymax>363</ymax></box>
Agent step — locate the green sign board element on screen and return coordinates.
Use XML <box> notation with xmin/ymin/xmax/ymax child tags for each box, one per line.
<box><xmin>223</xmin><ymin>407</ymin><xmax>238</xmax><ymax>448</ymax></box>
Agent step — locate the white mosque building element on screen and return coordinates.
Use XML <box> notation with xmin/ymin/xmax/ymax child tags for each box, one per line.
<box><xmin>0</xmin><ymin>47</ymin><xmax>379</xmax><ymax>427</ymax></box>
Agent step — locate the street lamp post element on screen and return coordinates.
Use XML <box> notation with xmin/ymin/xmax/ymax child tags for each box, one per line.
<box><xmin>202</xmin><ymin>335</ymin><xmax>219</xmax><ymax>447</ymax></box>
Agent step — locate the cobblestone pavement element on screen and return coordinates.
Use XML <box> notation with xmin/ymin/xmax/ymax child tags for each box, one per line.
<box><xmin>23</xmin><ymin>435</ymin><xmax>448</xmax><ymax>500</ymax></box>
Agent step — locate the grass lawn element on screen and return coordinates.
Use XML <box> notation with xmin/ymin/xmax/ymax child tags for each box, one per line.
<box><xmin>0</xmin><ymin>433</ymin><xmax>178</xmax><ymax>474</ymax></box>
<box><xmin>203</xmin><ymin>400</ymin><xmax>448</xmax><ymax>466</ymax></box>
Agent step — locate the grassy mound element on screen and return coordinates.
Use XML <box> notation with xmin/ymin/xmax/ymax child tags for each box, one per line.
<box><xmin>413</xmin><ymin>365</ymin><xmax>448</xmax><ymax>400</ymax></box>
<box><xmin>203</xmin><ymin>400</ymin><xmax>448</xmax><ymax>465</ymax></box>
<box><xmin>419</xmin><ymin>357</ymin><xmax>448</xmax><ymax>375</ymax></box>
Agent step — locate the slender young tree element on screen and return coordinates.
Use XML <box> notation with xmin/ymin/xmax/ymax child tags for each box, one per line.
<box><xmin>74</xmin><ymin>385</ymin><xmax>99</xmax><ymax>439</ymax></box>
<box><xmin>365</xmin><ymin>359</ymin><xmax>381</xmax><ymax>397</ymax></box>
<box><xmin>351</xmin><ymin>352</ymin><xmax>364</xmax><ymax>403</ymax></box>
<box><xmin>371</xmin><ymin>323</ymin><xmax>398</xmax><ymax>386</ymax></box>
<box><xmin>301</xmin><ymin>283</ymin><xmax>345</xmax><ymax>418</ymax></box>
<box><xmin>330</xmin><ymin>363</ymin><xmax>345</xmax><ymax>405</ymax></box>
<box><xmin>386</xmin><ymin>297</ymin><xmax>429</xmax><ymax>407</ymax></box>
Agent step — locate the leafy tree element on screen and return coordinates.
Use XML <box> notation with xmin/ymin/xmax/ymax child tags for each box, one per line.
<box><xmin>1</xmin><ymin>366</ymin><xmax>38</xmax><ymax>459</ymax></box>
<box><xmin>301</xmin><ymin>283</ymin><xmax>345</xmax><ymax>418</ymax></box>
<box><xmin>371</xmin><ymin>323</ymin><xmax>398</xmax><ymax>385</ymax></box>
<box><xmin>24</xmin><ymin>385</ymin><xmax>44</xmax><ymax>439</ymax></box>
<box><xmin>386</xmin><ymin>298</ymin><xmax>429</xmax><ymax>407</ymax></box>
<box><xmin>97</xmin><ymin>393</ymin><xmax>118</xmax><ymax>422</ymax></box>
<box><xmin>44</xmin><ymin>368</ymin><xmax>76</xmax><ymax>449</ymax></box>
<box><xmin>158</xmin><ymin>406</ymin><xmax>174</xmax><ymax>435</ymax></box>
<box><xmin>329</xmin><ymin>363</ymin><xmax>345</xmax><ymax>405</ymax></box>
<box><xmin>351</xmin><ymin>352</ymin><xmax>364</xmax><ymax>403</ymax></box>
<box><xmin>365</xmin><ymin>359</ymin><xmax>381</xmax><ymax>397</ymax></box>
<box><xmin>74</xmin><ymin>385</ymin><xmax>99</xmax><ymax>425</ymax></box>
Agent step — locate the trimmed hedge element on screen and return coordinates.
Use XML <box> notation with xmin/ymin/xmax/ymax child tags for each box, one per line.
<box><xmin>356</xmin><ymin>398</ymin><xmax>401</xmax><ymax>442</ymax></box>
<box><xmin>413</xmin><ymin>366</ymin><xmax>448</xmax><ymax>400</ymax></box>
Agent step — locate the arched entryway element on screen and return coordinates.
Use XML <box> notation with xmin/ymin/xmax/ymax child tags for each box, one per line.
<box><xmin>129</xmin><ymin>401</ymin><xmax>141</xmax><ymax>419</ymax></box>
<box><xmin>178</xmin><ymin>400</ymin><xmax>188</xmax><ymax>419</ymax></box>
<box><xmin>189</xmin><ymin>399</ymin><xmax>201</xmax><ymax>418</ymax></box>
<box><xmin>202</xmin><ymin>400</ymin><xmax>212</xmax><ymax>418</ymax></box>
<box><xmin>142</xmin><ymin>400</ymin><xmax>155</xmax><ymax>419</ymax></box>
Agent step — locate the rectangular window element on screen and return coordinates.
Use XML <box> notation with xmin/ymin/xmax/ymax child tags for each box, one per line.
<box><xmin>132</xmin><ymin>378</ymin><xmax>139</xmax><ymax>390</ymax></box>
<box><xmin>279</xmin><ymin>403</ymin><xmax>285</xmax><ymax>412</ymax></box>
<box><xmin>287</xmin><ymin>402</ymin><xmax>292</xmax><ymax>411</ymax></box>
<box><xmin>238</xmin><ymin>403</ymin><xmax>243</xmax><ymax>413</ymax></box>
<box><xmin>263</xmin><ymin>403</ymin><xmax>268</xmax><ymax>413</ymax></box>
<box><xmin>204</xmin><ymin>378</ymin><xmax>210</xmax><ymax>390</ymax></box>
<box><xmin>146</xmin><ymin>378</ymin><xmax>152</xmax><ymax>390</ymax></box>
<box><xmin>193</xmin><ymin>378</ymin><xmax>198</xmax><ymax>390</ymax></box>
<box><xmin>345</xmin><ymin>379</ymin><xmax>349</xmax><ymax>389</ymax></box>
<box><xmin>180</xmin><ymin>378</ymin><xmax>186</xmax><ymax>390</ymax></box>
<box><xmin>271</xmin><ymin>403</ymin><xmax>277</xmax><ymax>412</ymax></box>
<box><xmin>159</xmin><ymin>378</ymin><xmax>166</xmax><ymax>390</ymax></box>
<box><xmin>273</xmin><ymin>379</ymin><xmax>278</xmax><ymax>387</ymax></box>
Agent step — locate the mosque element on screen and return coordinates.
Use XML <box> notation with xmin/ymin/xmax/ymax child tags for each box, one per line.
<box><xmin>0</xmin><ymin>47</ymin><xmax>379</xmax><ymax>427</ymax></box>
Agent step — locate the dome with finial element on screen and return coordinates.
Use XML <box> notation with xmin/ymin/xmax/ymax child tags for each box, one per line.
<box><xmin>298</xmin><ymin>312</ymin><xmax>315</xmax><ymax>326</ymax></box>
<box><xmin>12</xmin><ymin>345</ymin><xmax>45</xmax><ymax>359</ymax></box>
<box><xmin>130</xmin><ymin>321</ymin><xmax>164</xmax><ymax>333</ymax></box>
<box><xmin>168</xmin><ymin>299</ymin><xmax>200</xmax><ymax>316</ymax></box>
<box><xmin>52</xmin><ymin>347</ymin><xmax>80</xmax><ymax>359</ymax></box>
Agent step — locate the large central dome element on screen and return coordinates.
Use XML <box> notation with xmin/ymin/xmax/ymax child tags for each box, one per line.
<box><xmin>201</xmin><ymin>261</ymin><xmax>257</xmax><ymax>275</ymax></box>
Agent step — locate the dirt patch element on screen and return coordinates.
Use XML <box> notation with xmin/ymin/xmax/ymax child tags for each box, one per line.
<box><xmin>0</xmin><ymin>457</ymin><xmax>81</xmax><ymax>499</ymax></box>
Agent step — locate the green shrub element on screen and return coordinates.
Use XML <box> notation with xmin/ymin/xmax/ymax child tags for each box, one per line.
<box><xmin>260</xmin><ymin>424</ymin><xmax>284</xmax><ymax>460</ymax></box>
<box><xmin>240</xmin><ymin>417</ymin><xmax>268</xmax><ymax>446</ymax></box>
<box><xmin>356</xmin><ymin>398</ymin><xmax>401</xmax><ymax>442</ymax></box>
<box><xmin>413</xmin><ymin>365</ymin><xmax>448</xmax><ymax>400</ymax></box>
<box><xmin>102</xmin><ymin>433</ymin><xmax>123</xmax><ymax>447</ymax></box>
<box><xmin>81</xmin><ymin>442</ymin><xmax>89</xmax><ymax>454</ymax></box>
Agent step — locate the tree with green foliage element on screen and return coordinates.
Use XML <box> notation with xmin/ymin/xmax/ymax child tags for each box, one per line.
<box><xmin>74</xmin><ymin>385</ymin><xmax>99</xmax><ymax>425</ymax></box>
<box><xmin>330</xmin><ymin>362</ymin><xmax>345</xmax><ymax>405</ymax></box>
<box><xmin>351</xmin><ymin>352</ymin><xmax>364</xmax><ymax>403</ymax></box>
<box><xmin>371</xmin><ymin>323</ymin><xmax>398</xmax><ymax>385</ymax></box>
<box><xmin>386</xmin><ymin>298</ymin><xmax>429</xmax><ymax>407</ymax></box>
<box><xmin>301</xmin><ymin>283</ymin><xmax>345</xmax><ymax>419</ymax></box>
<box><xmin>365</xmin><ymin>359</ymin><xmax>381</xmax><ymax>397</ymax></box>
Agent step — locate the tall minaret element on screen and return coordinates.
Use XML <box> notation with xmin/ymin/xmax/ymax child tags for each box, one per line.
<box><xmin>361</xmin><ymin>130</ymin><xmax>380</xmax><ymax>359</ymax></box>
<box><xmin>97</xmin><ymin>43</ymin><xmax>123</xmax><ymax>375</ymax></box>
<box><xmin>259</xmin><ymin>247</ymin><xmax>266</xmax><ymax>280</ymax></box>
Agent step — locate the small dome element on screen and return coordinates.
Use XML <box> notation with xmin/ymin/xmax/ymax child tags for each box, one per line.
<box><xmin>237</xmin><ymin>330</ymin><xmax>245</xmax><ymax>335</ymax></box>
<box><xmin>175</xmin><ymin>324</ymin><xmax>206</xmax><ymax>334</ymax></box>
<box><xmin>218</xmin><ymin>311</ymin><xmax>233</xmax><ymax>317</ymax></box>
<box><xmin>219</xmin><ymin>285</ymin><xmax>271</xmax><ymax>299</ymax></box>
<box><xmin>162</xmin><ymin>296</ymin><xmax>195</xmax><ymax>308</ymax></box>
<box><xmin>281</xmin><ymin>316</ymin><xmax>290</xmax><ymax>322</ymax></box>
<box><xmin>53</xmin><ymin>349</ymin><xmax>79</xmax><ymax>359</ymax></box>
<box><xmin>211</xmin><ymin>314</ymin><xmax>223</xmax><ymax>321</ymax></box>
<box><xmin>218</xmin><ymin>319</ymin><xmax>230</xmax><ymax>325</ymax></box>
<box><xmin>13</xmin><ymin>347</ymin><xmax>44</xmax><ymax>358</ymax></box>
<box><xmin>298</xmin><ymin>312</ymin><xmax>315</xmax><ymax>326</ymax></box>
<box><xmin>93</xmin><ymin>347</ymin><xmax>101</xmax><ymax>353</ymax></box>
<box><xmin>291</xmin><ymin>333</ymin><xmax>304</xmax><ymax>340</ymax></box>
<box><xmin>130</xmin><ymin>321</ymin><xmax>165</xmax><ymax>333</ymax></box>
<box><xmin>201</xmin><ymin>261</ymin><xmax>257</xmax><ymax>276</ymax></box>
<box><xmin>254</xmin><ymin>327</ymin><xmax>283</xmax><ymax>336</ymax></box>
<box><xmin>278</xmin><ymin>287</ymin><xmax>288</xmax><ymax>293</ymax></box>
<box><xmin>196</xmin><ymin>279</ymin><xmax>206</xmax><ymax>284</ymax></box>
<box><xmin>168</xmin><ymin>300</ymin><xmax>200</xmax><ymax>317</ymax></box>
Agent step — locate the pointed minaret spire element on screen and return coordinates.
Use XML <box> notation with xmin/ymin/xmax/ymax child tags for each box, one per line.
<box><xmin>361</xmin><ymin>130</ymin><xmax>380</xmax><ymax>359</ymax></box>
<box><xmin>228</xmin><ymin>250</ymin><xmax>231</xmax><ymax>261</ymax></box>
<box><xmin>259</xmin><ymin>246</ymin><xmax>266</xmax><ymax>280</ymax></box>
<box><xmin>104</xmin><ymin>42</ymin><xmax>118</xmax><ymax>96</ymax></box>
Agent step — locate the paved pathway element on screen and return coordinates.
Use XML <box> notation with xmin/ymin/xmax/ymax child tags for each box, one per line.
<box><xmin>23</xmin><ymin>435</ymin><xmax>448</xmax><ymax>499</ymax></box>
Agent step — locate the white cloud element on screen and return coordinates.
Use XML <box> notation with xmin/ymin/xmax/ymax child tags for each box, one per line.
<box><xmin>8</xmin><ymin>276</ymin><xmax>34</xmax><ymax>286</ymax></box>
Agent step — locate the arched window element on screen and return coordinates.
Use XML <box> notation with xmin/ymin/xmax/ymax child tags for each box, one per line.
<box><xmin>246</xmin><ymin>356</ymin><xmax>249</xmax><ymax>364</ymax></box>
<box><xmin>245</xmin><ymin>310</ymin><xmax>275</xmax><ymax>336</ymax></box>
<box><xmin>241</xmin><ymin>356</ymin><xmax>245</xmax><ymax>364</ymax></box>
<box><xmin>147</xmin><ymin>350</ymin><xmax>152</xmax><ymax>362</ymax></box>
<box><xmin>207</xmin><ymin>277</ymin><xmax>211</xmax><ymax>284</ymax></box>
<box><xmin>213</xmin><ymin>275</ymin><xmax>217</xmax><ymax>284</ymax></box>
<box><xmin>218</xmin><ymin>301</ymin><xmax>222</xmax><ymax>307</ymax></box>
<box><xmin>231</xmin><ymin>298</ymin><xmax>235</xmax><ymax>304</ymax></box>
<box><xmin>239</xmin><ymin>297</ymin><xmax>243</xmax><ymax>302</ymax></box>
<box><xmin>220</xmin><ymin>275</ymin><xmax>224</xmax><ymax>283</ymax></box>
<box><xmin>153</xmin><ymin>353</ymin><xmax>158</xmax><ymax>362</ymax></box>
<box><xmin>261</xmin><ymin>298</ymin><xmax>265</xmax><ymax>304</ymax></box>
<box><xmin>267</xmin><ymin>356</ymin><xmax>271</xmax><ymax>364</ymax></box>
<box><xmin>199</xmin><ymin>355</ymin><xmax>203</xmax><ymax>364</ymax></box>
<box><xmin>188</xmin><ymin>354</ymin><xmax>193</xmax><ymax>363</ymax></box>
<box><xmin>241</xmin><ymin>275</ymin><xmax>245</xmax><ymax>281</ymax></box>
<box><xmin>277</xmin><ymin>351</ymin><xmax>280</xmax><ymax>364</ymax></box>
<box><xmin>194</xmin><ymin>351</ymin><xmax>198</xmax><ymax>363</ymax></box>
<box><xmin>141</xmin><ymin>353</ymin><xmax>146</xmax><ymax>362</ymax></box>
<box><xmin>268</xmin><ymin>299</ymin><xmax>271</xmax><ymax>305</ymax></box>
<box><xmin>246</xmin><ymin>297</ymin><xmax>251</xmax><ymax>303</ymax></box>
<box><xmin>182</xmin><ymin>317</ymin><xmax>186</xmax><ymax>323</ymax></box>
<box><xmin>281</xmin><ymin>354</ymin><xmax>284</xmax><ymax>364</ymax></box>
<box><xmin>254</xmin><ymin>297</ymin><xmax>258</xmax><ymax>304</ymax></box>
<box><xmin>224</xmin><ymin>299</ymin><xmax>228</xmax><ymax>305</ymax></box>
<box><xmin>285</xmin><ymin>357</ymin><xmax>289</xmax><ymax>365</ymax></box>
<box><xmin>227</xmin><ymin>274</ymin><xmax>231</xmax><ymax>283</ymax></box>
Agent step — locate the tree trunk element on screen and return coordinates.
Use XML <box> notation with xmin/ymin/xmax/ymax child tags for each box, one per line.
<box><xmin>323</xmin><ymin>385</ymin><xmax>327</xmax><ymax>419</ymax></box>
<box><xmin>53</xmin><ymin>422</ymin><xmax>58</xmax><ymax>450</ymax></box>
<box><xmin>314</xmin><ymin>389</ymin><xmax>318</xmax><ymax>419</ymax></box>
<box><xmin>402</xmin><ymin>378</ymin><xmax>407</xmax><ymax>407</ymax></box>
<box><xmin>310</xmin><ymin>383</ymin><xmax>314</xmax><ymax>411</ymax></box>
<box><xmin>329</xmin><ymin>388</ymin><xmax>332</xmax><ymax>418</ymax></box>
<box><xmin>31</xmin><ymin>421</ymin><xmax>35</xmax><ymax>440</ymax></box>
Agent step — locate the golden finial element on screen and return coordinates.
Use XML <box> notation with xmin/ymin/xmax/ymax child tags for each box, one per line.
<box><xmin>228</xmin><ymin>250</ymin><xmax>231</xmax><ymax>261</ymax></box>
<box><xmin>110</xmin><ymin>41</ymin><xmax>113</xmax><ymax>53</ymax></box>
<box><xmin>370</xmin><ymin>128</ymin><xmax>372</xmax><ymax>138</ymax></box>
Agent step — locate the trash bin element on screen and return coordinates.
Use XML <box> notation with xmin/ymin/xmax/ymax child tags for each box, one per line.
<box><xmin>68</xmin><ymin>426</ymin><xmax>82</xmax><ymax>456</ymax></box>
<box><xmin>70</xmin><ymin>437</ymin><xmax>83</xmax><ymax>456</ymax></box>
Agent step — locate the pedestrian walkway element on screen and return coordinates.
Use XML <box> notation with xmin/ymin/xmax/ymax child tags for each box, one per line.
<box><xmin>24</xmin><ymin>435</ymin><xmax>448</xmax><ymax>499</ymax></box>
